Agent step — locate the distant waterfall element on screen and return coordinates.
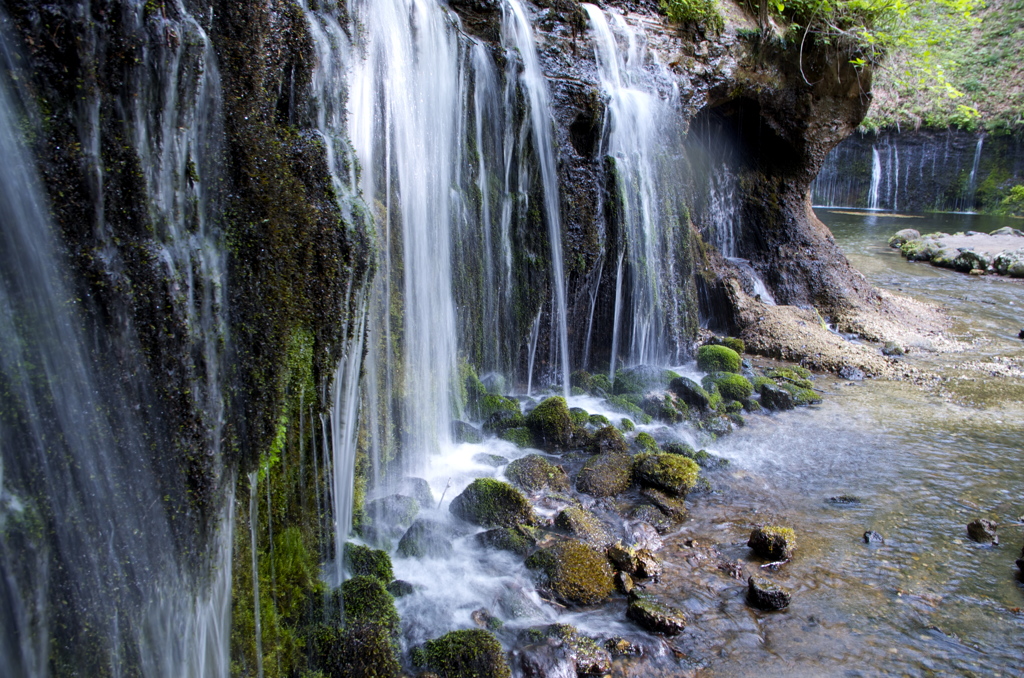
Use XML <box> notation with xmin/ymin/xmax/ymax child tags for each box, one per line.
<box><xmin>0</xmin><ymin>4</ymin><xmax>233</xmax><ymax>675</ymax></box>
<box><xmin>585</xmin><ymin>4</ymin><xmax>689</xmax><ymax>372</ymax></box>
<box><xmin>867</xmin><ymin>146</ymin><xmax>882</xmax><ymax>210</ymax></box>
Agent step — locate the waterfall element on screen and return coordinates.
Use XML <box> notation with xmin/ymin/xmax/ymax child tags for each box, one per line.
<box><xmin>867</xmin><ymin>145</ymin><xmax>882</xmax><ymax>210</ymax></box>
<box><xmin>0</xmin><ymin>5</ymin><xmax>232</xmax><ymax>674</ymax></box>
<box><xmin>585</xmin><ymin>4</ymin><xmax>688</xmax><ymax>370</ymax></box>
<box><xmin>964</xmin><ymin>134</ymin><xmax>985</xmax><ymax>211</ymax></box>
<box><xmin>505</xmin><ymin>0</ymin><xmax>571</xmax><ymax>395</ymax></box>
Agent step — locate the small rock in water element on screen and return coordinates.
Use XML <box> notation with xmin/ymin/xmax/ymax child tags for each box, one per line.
<box><xmin>882</xmin><ymin>341</ymin><xmax>905</xmax><ymax>356</ymax></box>
<box><xmin>626</xmin><ymin>591</ymin><xmax>686</xmax><ymax>635</ymax></box>
<box><xmin>453</xmin><ymin>420</ymin><xmax>484</xmax><ymax>444</ymax></box>
<box><xmin>838</xmin><ymin>365</ymin><xmax>865</xmax><ymax>381</ymax></box>
<box><xmin>967</xmin><ymin>518</ymin><xmax>999</xmax><ymax>545</ymax></box>
<box><xmin>746</xmin><ymin>576</ymin><xmax>792</xmax><ymax>611</ymax></box>
<box><xmin>748</xmin><ymin>525</ymin><xmax>797</xmax><ymax>561</ymax></box>
<box><xmin>827</xmin><ymin>495</ymin><xmax>862</xmax><ymax>505</ymax></box>
<box><xmin>471</xmin><ymin>608</ymin><xmax>503</xmax><ymax>631</ymax></box>
<box><xmin>864</xmin><ymin>530</ymin><xmax>885</xmax><ymax>544</ymax></box>
<box><xmin>473</xmin><ymin>452</ymin><xmax>508</xmax><ymax>468</ymax></box>
<box><xmin>615</xmin><ymin>570</ymin><xmax>635</xmax><ymax>594</ymax></box>
<box><xmin>605</xmin><ymin>637</ymin><xmax>643</xmax><ymax>657</ymax></box>
<box><xmin>1018</xmin><ymin>328</ymin><xmax>1024</xmax><ymax>340</ymax></box>
<box><xmin>387</xmin><ymin>580</ymin><xmax>416</xmax><ymax>597</ymax></box>
<box><xmin>624</xmin><ymin>520</ymin><xmax>664</xmax><ymax>552</ymax></box>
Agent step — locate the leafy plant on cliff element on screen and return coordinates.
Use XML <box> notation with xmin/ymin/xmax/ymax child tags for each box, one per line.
<box><xmin>661</xmin><ymin>0</ymin><xmax>726</xmax><ymax>33</ymax></box>
<box><xmin>999</xmin><ymin>185</ymin><xmax>1024</xmax><ymax>216</ymax></box>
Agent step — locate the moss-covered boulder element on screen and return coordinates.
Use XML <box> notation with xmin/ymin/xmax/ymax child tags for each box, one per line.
<box><xmin>387</xmin><ymin>580</ymin><xmax>416</xmax><ymax>598</ymax></box>
<box><xmin>498</xmin><ymin>426</ymin><xmax>534</xmax><ymax>448</ymax></box>
<box><xmin>525</xmin><ymin>539</ymin><xmax>615</xmax><ymax>605</ymax></box>
<box><xmin>449</xmin><ymin>478</ymin><xmax>536</xmax><ymax>528</ymax></box>
<box><xmin>640</xmin><ymin>392</ymin><xmax>685</xmax><ymax>423</ymax></box>
<box><xmin>473</xmin><ymin>452</ymin><xmax>509</xmax><ymax>468</ymax></box>
<box><xmin>718</xmin><ymin>336</ymin><xmax>745</xmax><ymax>354</ymax></box>
<box><xmin>662</xmin><ymin>444</ymin><xmax>728</xmax><ymax>470</ymax></box>
<box><xmin>525</xmin><ymin>396</ymin><xmax>575</xmax><ymax>449</ymax></box>
<box><xmin>778</xmin><ymin>381</ymin><xmax>822</xmax><ymax>406</ymax></box>
<box><xmin>607</xmin><ymin>543</ymin><xmax>661</xmax><ymax>580</ymax></box>
<box><xmin>340</xmin><ymin>575</ymin><xmax>400</xmax><ymax>637</ymax></box>
<box><xmin>475</xmin><ymin>526</ymin><xmax>536</xmax><ymax>556</ymax></box>
<box><xmin>703</xmin><ymin>373</ymin><xmax>753</xmax><ymax>402</ymax></box>
<box><xmin>626</xmin><ymin>591</ymin><xmax>686</xmax><ymax>635</ymax></box>
<box><xmin>308</xmin><ymin>622</ymin><xmax>400</xmax><ymax>678</ymax></box>
<box><xmin>397</xmin><ymin>519</ymin><xmax>454</xmax><ymax>559</ymax></box>
<box><xmin>521</xmin><ymin>624</ymin><xmax>611</xmax><ymax>676</ymax></box>
<box><xmin>569</xmin><ymin>407</ymin><xmax>590</xmax><ymax>427</ymax></box>
<box><xmin>759</xmin><ymin>382</ymin><xmax>795</xmax><ymax>411</ymax></box>
<box><xmin>697</xmin><ymin>345</ymin><xmax>741</xmax><ymax>373</ymax></box>
<box><xmin>452</xmin><ymin>420</ymin><xmax>484</xmax><ymax>444</ymax></box>
<box><xmin>748</xmin><ymin>526</ymin><xmax>797</xmax><ymax>560</ymax></box>
<box><xmin>590</xmin><ymin>425</ymin><xmax>628</xmax><ymax>454</ymax></box>
<box><xmin>484</xmin><ymin>409</ymin><xmax>526</xmax><ymax>434</ymax></box>
<box><xmin>763</xmin><ymin>367</ymin><xmax>814</xmax><ymax>389</ymax></box>
<box><xmin>575</xmin><ymin>453</ymin><xmax>633</xmax><ymax>498</ymax></box>
<box><xmin>344</xmin><ymin>543</ymin><xmax>393</xmax><ymax>584</ymax></box>
<box><xmin>638</xmin><ymin>487</ymin><xmax>688</xmax><ymax>522</ymax></box>
<box><xmin>480</xmin><ymin>394</ymin><xmax>522</xmax><ymax>421</ymax></box>
<box><xmin>606</xmin><ymin>395</ymin><xmax>653</xmax><ymax>424</ymax></box>
<box><xmin>505</xmin><ymin>454</ymin><xmax>569</xmax><ymax>493</ymax></box>
<box><xmin>413</xmin><ymin>629</ymin><xmax>511</xmax><ymax>678</ymax></box>
<box><xmin>888</xmin><ymin>228</ymin><xmax>920</xmax><ymax>248</ymax></box>
<box><xmin>634</xmin><ymin>431</ymin><xmax>659</xmax><ymax>453</ymax></box>
<box><xmin>554</xmin><ymin>507</ymin><xmax>611</xmax><ymax>548</ymax></box>
<box><xmin>668</xmin><ymin>376</ymin><xmax>713</xmax><ymax>410</ymax></box>
<box><xmin>633</xmin><ymin>453</ymin><xmax>700</xmax><ymax>497</ymax></box>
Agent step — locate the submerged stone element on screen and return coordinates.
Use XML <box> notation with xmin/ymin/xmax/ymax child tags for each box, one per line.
<box><xmin>626</xmin><ymin>591</ymin><xmax>686</xmax><ymax>635</ymax></box>
<box><xmin>505</xmin><ymin>454</ymin><xmax>569</xmax><ymax>493</ymax></box>
<box><xmin>453</xmin><ymin>420</ymin><xmax>484</xmax><ymax>444</ymax></box>
<box><xmin>397</xmin><ymin>519</ymin><xmax>454</xmax><ymax>559</ymax></box>
<box><xmin>476</xmin><ymin>526</ymin><xmax>536</xmax><ymax>556</ymax></box>
<box><xmin>638</xmin><ymin>487</ymin><xmax>688</xmax><ymax>522</ymax></box>
<box><xmin>523</xmin><ymin>624</ymin><xmax>612</xmax><ymax>676</ymax></box>
<box><xmin>414</xmin><ymin>629</ymin><xmax>511</xmax><ymax>678</ymax></box>
<box><xmin>748</xmin><ymin>526</ymin><xmax>797</xmax><ymax>560</ymax></box>
<box><xmin>450</xmin><ymin>478</ymin><xmax>536</xmax><ymax>528</ymax></box>
<box><xmin>474</xmin><ymin>452</ymin><xmax>509</xmax><ymax>467</ymax></box>
<box><xmin>863</xmin><ymin>530</ymin><xmax>884</xmax><ymax>544</ymax></box>
<box><xmin>746</xmin><ymin>576</ymin><xmax>791</xmax><ymax>611</ymax></box>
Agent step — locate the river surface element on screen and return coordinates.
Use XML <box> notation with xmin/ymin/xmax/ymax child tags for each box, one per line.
<box><xmin>658</xmin><ymin>209</ymin><xmax>1024</xmax><ymax>677</ymax></box>
<box><xmin>389</xmin><ymin>209</ymin><xmax>1024</xmax><ymax>677</ymax></box>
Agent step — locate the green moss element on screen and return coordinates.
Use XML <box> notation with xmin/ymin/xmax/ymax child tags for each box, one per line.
<box><xmin>576</xmin><ymin>453</ymin><xmax>634</xmax><ymax>498</ymax></box>
<box><xmin>634</xmin><ymin>432</ymin><xmax>659</xmax><ymax>453</ymax></box>
<box><xmin>476</xmin><ymin>526</ymin><xmax>536</xmax><ymax>556</ymax></box>
<box><xmin>505</xmin><ymin>454</ymin><xmax>570</xmax><ymax>493</ymax></box>
<box><xmin>606</xmin><ymin>395</ymin><xmax>653</xmax><ymax>424</ymax></box>
<box><xmin>660</xmin><ymin>0</ymin><xmax>724</xmax><ymax>33</ymax></box>
<box><xmin>619</xmin><ymin>417</ymin><xmax>636</xmax><ymax>432</ymax></box>
<box><xmin>449</xmin><ymin>478</ymin><xmax>536</xmax><ymax>527</ymax></box>
<box><xmin>591</xmin><ymin>373</ymin><xmax>612</xmax><ymax>393</ymax></box>
<box><xmin>703</xmin><ymin>373</ymin><xmax>753</xmax><ymax>401</ymax></box>
<box><xmin>307</xmin><ymin>622</ymin><xmax>400</xmax><ymax>678</ymax></box>
<box><xmin>340</xmin><ymin>575</ymin><xmax>400</xmax><ymax>638</ymax></box>
<box><xmin>344</xmin><ymin>543</ymin><xmax>393</xmax><ymax>585</ymax></box>
<box><xmin>763</xmin><ymin>367</ymin><xmax>814</xmax><ymax>389</ymax></box>
<box><xmin>526</xmin><ymin>539</ymin><xmax>615</xmax><ymax>605</ymax></box>
<box><xmin>633</xmin><ymin>453</ymin><xmax>700</xmax><ymax>497</ymax></box>
<box><xmin>778</xmin><ymin>381</ymin><xmax>822</xmax><ymax>406</ymax></box>
<box><xmin>719</xmin><ymin>337</ymin><xmax>745</xmax><ymax>354</ymax></box>
<box><xmin>525</xmin><ymin>396</ymin><xmax>575</xmax><ymax>449</ymax></box>
<box><xmin>554</xmin><ymin>507</ymin><xmax>610</xmax><ymax>547</ymax></box>
<box><xmin>752</xmin><ymin>376</ymin><xmax>775</xmax><ymax>393</ymax></box>
<box><xmin>480</xmin><ymin>394</ymin><xmax>522</xmax><ymax>420</ymax></box>
<box><xmin>499</xmin><ymin>426</ymin><xmax>535</xmax><ymax>448</ymax></box>
<box><xmin>591</xmin><ymin>425</ymin><xmax>628</xmax><ymax>454</ymax></box>
<box><xmin>416</xmin><ymin>629</ymin><xmax>511</xmax><ymax>678</ymax></box>
<box><xmin>588</xmin><ymin>413</ymin><xmax>611</xmax><ymax>427</ymax></box>
<box><xmin>748</xmin><ymin>526</ymin><xmax>798</xmax><ymax>560</ymax></box>
<box><xmin>697</xmin><ymin>345</ymin><xmax>741</xmax><ymax>373</ymax></box>
<box><xmin>569</xmin><ymin>407</ymin><xmax>591</xmax><ymax>427</ymax></box>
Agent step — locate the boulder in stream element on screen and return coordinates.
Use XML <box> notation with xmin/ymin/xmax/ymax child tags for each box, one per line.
<box><xmin>746</xmin><ymin>576</ymin><xmax>792</xmax><ymax>611</ymax></box>
<box><xmin>696</xmin><ymin>344</ymin><xmax>741</xmax><ymax>373</ymax></box>
<box><xmin>759</xmin><ymin>382</ymin><xmax>795</xmax><ymax>411</ymax></box>
<box><xmin>525</xmin><ymin>396</ymin><xmax>576</xmax><ymax>450</ymax></box>
<box><xmin>669</xmin><ymin>376</ymin><xmax>714</xmax><ymax>410</ymax></box>
<box><xmin>453</xmin><ymin>420</ymin><xmax>484</xmax><ymax>444</ymax></box>
<box><xmin>633</xmin><ymin>452</ymin><xmax>700</xmax><ymax>497</ymax></box>
<box><xmin>525</xmin><ymin>539</ymin><xmax>615</xmax><ymax>605</ymax></box>
<box><xmin>476</xmin><ymin>526</ymin><xmax>537</xmax><ymax>556</ymax></box>
<box><xmin>519</xmin><ymin>624</ymin><xmax>611</xmax><ymax>677</ymax></box>
<box><xmin>344</xmin><ymin>543</ymin><xmax>393</xmax><ymax>584</ymax></box>
<box><xmin>748</xmin><ymin>525</ymin><xmax>797</xmax><ymax>560</ymax></box>
<box><xmin>575</xmin><ymin>452</ymin><xmax>633</xmax><ymax>497</ymax></box>
<box><xmin>554</xmin><ymin>506</ymin><xmax>611</xmax><ymax>548</ymax></box>
<box><xmin>590</xmin><ymin>425</ymin><xmax>629</xmax><ymax>454</ymax></box>
<box><xmin>888</xmin><ymin>229</ymin><xmax>921</xmax><ymax>248</ymax></box>
<box><xmin>505</xmin><ymin>454</ymin><xmax>569</xmax><ymax>493</ymax></box>
<box><xmin>413</xmin><ymin>629</ymin><xmax>511</xmax><ymax>678</ymax></box>
<box><xmin>449</xmin><ymin>478</ymin><xmax>536</xmax><ymax>528</ymax></box>
<box><xmin>967</xmin><ymin>518</ymin><xmax>999</xmax><ymax>545</ymax></box>
<box><xmin>397</xmin><ymin>519</ymin><xmax>454</xmax><ymax>559</ymax></box>
<box><xmin>863</xmin><ymin>530</ymin><xmax>885</xmax><ymax>544</ymax></box>
<box><xmin>626</xmin><ymin>590</ymin><xmax>686</xmax><ymax>635</ymax></box>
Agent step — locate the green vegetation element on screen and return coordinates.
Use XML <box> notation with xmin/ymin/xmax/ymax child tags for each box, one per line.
<box><xmin>344</xmin><ymin>544</ymin><xmax>393</xmax><ymax>585</ymax></box>
<box><xmin>505</xmin><ymin>454</ymin><xmax>570</xmax><ymax>493</ymax></box>
<box><xmin>1000</xmin><ymin>185</ymin><xmax>1024</xmax><ymax>216</ymax></box>
<box><xmin>448</xmin><ymin>478</ymin><xmax>536</xmax><ymax>528</ymax></box>
<box><xmin>703</xmin><ymin>373</ymin><xmax>754</xmax><ymax>401</ymax></box>
<box><xmin>661</xmin><ymin>0</ymin><xmax>726</xmax><ymax>33</ymax></box>
<box><xmin>697</xmin><ymin>344</ymin><xmax>741</xmax><ymax>373</ymax></box>
<box><xmin>525</xmin><ymin>396</ymin><xmax>575</xmax><ymax>449</ymax></box>
<box><xmin>525</xmin><ymin>539</ymin><xmax>615</xmax><ymax>605</ymax></box>
<box><xmin>413</xmin><ymin>629</ymin><xmax>511</xmax><ymax>678</ymax></box>
<box><xmin>633</xmin><ymin>453</ymin><xmax>701</xmax><ymax>497</ymax></box>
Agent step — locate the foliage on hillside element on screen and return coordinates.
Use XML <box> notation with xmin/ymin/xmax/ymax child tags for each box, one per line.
<box><xmin>866</xmin><ymin>0</ymin><xmax>1024</xmax><ymax>131</ymax></box>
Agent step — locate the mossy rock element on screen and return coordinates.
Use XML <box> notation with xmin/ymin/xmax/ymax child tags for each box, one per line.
<box><xmin>569</xmin><ymin>407</ymin><xmax>591</xmax><ymax>427</ymax></box>
<box><xmin>611</xmin><ymin>365</ymin><xmax>667</xmax><ymax>395</ymax></box>
<box><xmin>473</xmin><ymin>452</ymin><xmax>509</xmax><ymax>468</ymax></box>
<box><xmin>523</xmin><ymin>624</ymin><xmax>611</xmax><ymax>675</ymax></box>
<box><xmin>505</xmin><ymin>454</ymin><xmax>569</xmax><ymax>493</ymax></box>
<box><xmin>397</xmin><ymin>519</ymin><xmax>454</xmax><ymax>559</ymax></box>
<box><xmin>634</xmin><ymin>431</ymin><xmax>659</xmax><ymax>453</ymax></box>
<box><xmin>778</xmin><ymin>381</ymin><xmax>821</xmax><ymax>406</ymax></box>
<box><xmin>591</xmin><ymin>373</ymin><xmax>612</xmax><ymax>393</ymax></box>
<box><xmin>702</xmin><ymin>373</ymin><xmax>753</xmax><ymax>402</ymax></box>
<box><xmin>525</xmin><ymin>539</ymin><xmax>615</xmax><ymax>605</ymax></box>
<box><xmin>480</xmin><ymin>394</ymin><xmax>522</xmax><ymax>421</ymax></box>
<box><xmin>625</xmin><ymin>504</ymin><xmax>674</xmax><ymax>533</ymax></box>
<box><xmin>484</xmin><ymin>409</ymin><xmax>526</xmax><ymax>434</ymax></box>
<box><xmin>606</xmin><ymin>395</ymin><xmax>653</xmax><ymax>424</ymax></box>
<box><xmin>633</xmin><ymin>453</ymin><xmax>700</xmax><ymax>497</ymax></box>
<box><xmin>308</xmin><ymin>622</ymin><xmax>400</xmax><ymax>678</ymax></box>
<box><xmin>888</xmin><ymin>228</ymin><xmax>920</xmax><ymax>248</ymax></box>
<box><xmin>640</xmin><ymin>392</ymin><xmax>684</xmax><ymax>423</ymax></box>
<box><xmin>759</xmin><ymin>383</ymin><xmax>795</xmax><ymax>411</ymax></box>
<box><xmin>748</xmin><ymin>526</ymin><xmax>797</xmax><ymax>560</ymax></box>
<box><xmin>571</xmin><ymin>370</ymin><xmax>596</xmax><ymax>393</ymax></box>
<box><xmin>588</xmin><ymin>413</ymin><xmax>611</xmax><ymax>427</ymax></box>
<box><xmin>339</xmin><ymin>575</ymin><xmax>400</xmax><ymax>638</ymax></box>
<box><xmin>618</xmin><ymin>417</ymin><xmax>635</xmax><ymax>432</ymax></box>
<box><xmin>763</xmin><ymin>367</ymin><xmax>814</xmax><ymax>389</ymax></box>
<box><xmin>697</xmin><ymin>345</ymin><xmax>740</xmax><ymax>373</ymax></box>
<box><xmin>414</xmin><ymin>629</ymin><xmax>511</xmax><ymax>678</ymax></box>
<box><xmin>525</xmin><ymin>396</ymin><xmax>575</xmax><ymax>449</ymax></box>
<box><xmin>662</xmin><ymin>441</ymin><xmax>696</xmax><ymax>457</ymax></box>
<box><xmin>718</xmin><ymin>336</ymin><xmax>745</xmax><ymax>354</ymax></box>
<box><xmin>475</xmin><ymin>526</ymin><xmax>536</xmax><ymax>556</ymax></box>
<box><xmin>387</xmin><ymin>580</ymin><xmax>416</xmax><ymax>598</ymax></box>
<box><xmin>626</xmin><ymin>591</ymin><xmax>686</xmax><ymax>635</ymax></box>
<box><xmin>575</xmin><ymin>453</ymin><xmax>633</xmax><ymax>498</ymax></box>
<box><xmin>590</xmin><ymin>425</ymin><xmax>628</xmax><ymax>454</ymax></box>
<box><xmin>638</xmin><ymin>487</ymin><xmax>688</xmax><ymax>522</ymax></box>
<box><xmin>344</xmin><ymin>543</ymin><xmax>393</xmax><ymax>584</ymax></box>
<box><xmin>362</xmin><ymin>494</ymin><xmax>419</xmax><ymax>542</ymax></box>
<box><xmin>498</xmin><ymin>426</ymin><xmax>535</xmax><ymax>448</ymax></box>
<box><xmin>554</xmin><ymin>506</ymin><xmax>611</xmax><ymax>548</ymax></box>
<box><xmin>449</xmin><ymin>478</ymin><xmax>536</xmax><ymax>528</ymax></box>
<box><xmin>668</xmin><ymin>376</ymin><xmax>713</xmax><ymax>410</ymax></box>
<box><xmin>453</xmin><ymin>420</ymin><xmax>484</xmax><ymax>444</ymax></box>
<box><xmin>607</xmin><ymin>543</ymin><xmax>662</xmax><ymax>580</ymax></box>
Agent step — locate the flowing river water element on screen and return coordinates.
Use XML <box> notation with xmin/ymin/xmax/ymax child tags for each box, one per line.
<box><xmin>384</xmin><ymin>208</ymin><xmax>1024</xmax><ymax>677</ymax></box>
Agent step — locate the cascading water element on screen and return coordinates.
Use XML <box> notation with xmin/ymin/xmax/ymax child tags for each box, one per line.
<box><xmin>505</xmin><ymin>0</ymin><xmax>571</xmax><ymax>395</ymax></box>
<box><xmin>585</xmin><ymin>4</ymin><xmax>689</xmax><ymax>373</ymax></box>
<box><xmin>867</xmin><ymin>145</ymin><xmax>882</xmax><ymax>210</ymax></box>
<box><xmin>961</xmin><ymin>134</ymin><xmax>985</xmax><ymax>211</ymax></box>
<box><xmin>0</xmin><ymin>4</ymin><xmax>233</xmax><ymax>674</ymax></box>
